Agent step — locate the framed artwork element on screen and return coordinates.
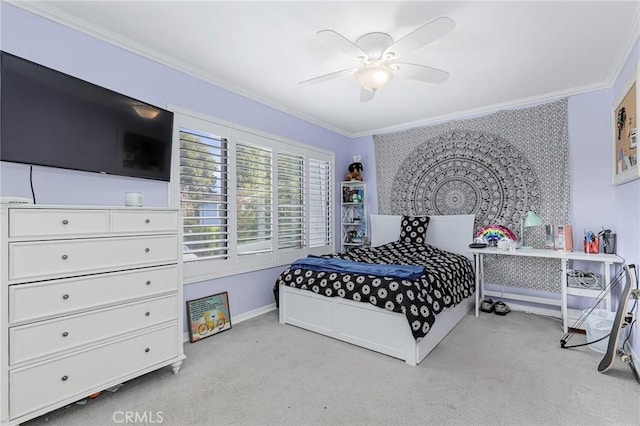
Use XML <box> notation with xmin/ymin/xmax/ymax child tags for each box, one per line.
<box><xmin>186</xmin><ymin>292</ymin><xmax>232</xmax><ymax>343</ymax></box>
<box><xmin>612</xmin><ymin>63</ymin><xmax>639</xmax><ymax>185</ymax></box>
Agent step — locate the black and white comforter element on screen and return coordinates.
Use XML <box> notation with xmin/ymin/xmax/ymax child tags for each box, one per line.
<box><xmin>276</xmin><ymin>241</ymin><xmax>475</xmax><ymax>340</ymax></box>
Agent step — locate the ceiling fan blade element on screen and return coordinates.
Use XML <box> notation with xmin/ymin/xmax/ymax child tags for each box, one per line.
<box><xmin>395</xmin><ymin>63</ymin><xmax>450</xmax><ymax>84</ymax></box>
<box><xmin>298</xmin><ymin>68</ymin><xmax>355</xmax><ymax>85</ymax></box>
<box><xmin>360</xmin><ymin>87</ymin><xmax>375</xmax><ymax>103</ymax></box>
<box><xmin>385</xmin><ymin>17</ymin><xmax>455</xmax><ymax>57</ymax></box>
<box><xmin>317</xmin><ymin>30</ymin><xmax>369</xmax><ymax>60</ymax></box>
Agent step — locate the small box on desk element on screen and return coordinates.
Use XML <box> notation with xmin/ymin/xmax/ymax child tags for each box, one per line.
<box><xmin>584</xmin><ymin>237</ymin><xmax>599</xmax><ymax>253</ymax></box>
<box><xmin>545</xmin><ymin>224</ymin><xmax>573</xmax><ymax>251</ymax></box>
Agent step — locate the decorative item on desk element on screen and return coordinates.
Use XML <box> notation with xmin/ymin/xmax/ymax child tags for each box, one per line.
<box><xmin>584</xmin><ymin>230</ymin><xmax>599</xmax><ymax>253</ymax></box>
<box><xmin>545</xmin><ymin>224</ymin><xmax>555</xmax><ymax>249</ymax></box>
<box><xmin>554</xmin><ymin>224</ymin><xmax>573</xmax><ymax>251</ymax></box>
<box><xmin>475</xmin><ymin>225</ymin><xmax>517</xmax><ymax>247</ymax></box>
<box><xmin>519</xmin><ymin>210</ymin><xmax>543</xmax><ymax>249</ymax></box>
<box><xmin>598</xmin><ymin>229</ymin><xmax>616</xmax><ymax>254</ymax></box>
<box><xmin>497</xmin><ymin>239</ymin><xmax>516</xmax><ymax>251</ymax></box>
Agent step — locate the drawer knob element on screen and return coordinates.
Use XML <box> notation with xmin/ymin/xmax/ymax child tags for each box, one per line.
<box><xmin>146</xmin><ymin>280</ymin><xmax>151</xmax><ymax>286</ymax></box>
<box><xmin>145</xmin><ymin>248</ymin><xmax>150</xmax><ymax>253</ymax></box>
<box><xmin>62</xmin><ymin>294</ymin><xmax>70</xmax><ymax>300</ymax></box>
<box><xmin>145</xmin><ymin>348</ymin><xmax>150</xmax><ymax>353</ymax></box>
<box><xmin>61</xmin><ymin>375</ymin><xmax>69</xmax><ymax>382</ymax></box>
<box><xmin>62</xmin><ymin>331</ymin><xmax>69</xmax><ymax>337</ymax></box>
<box><xmin>62</xmin><ymin>254</ymin><xmax>68</xmax><ymax>260</ymax></box>
<box><xmin>145</xmin><ymin>219</ymin><xmax>150</xmax><ymax>224</ymax></box>
<box><xmin>145</xmin><ymin>312</ymin><xmax>150</xmax><ymax>317</ymax></box>
<box><xmin>62</xmin><ymin>219</ymin><xmax>69</xmax><ymax>225</ymax></box>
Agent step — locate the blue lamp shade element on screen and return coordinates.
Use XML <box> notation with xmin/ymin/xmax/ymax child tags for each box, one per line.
<box><xmin>524</xmin><ymin>211</ymin><xmax>543</xmax><ymax>227</ymax></box>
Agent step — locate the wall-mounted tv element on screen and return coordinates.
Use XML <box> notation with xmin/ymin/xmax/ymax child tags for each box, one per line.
<box><xmin>0</xmin><ymin>51</ymin><xmax>173</xmax><ymax>181</ymax></box>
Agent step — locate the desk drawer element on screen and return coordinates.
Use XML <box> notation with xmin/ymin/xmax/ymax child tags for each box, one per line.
<box><xmin>9</xmin><ymin>209</ymin><xmax>109</xmax><ymax>238</ymax></box>
<box><xmin>9</xmin><ymin>235</ymin><xmax>178</xmax><ymax>281</ymax></box>
<box><xmin>10</xmin><ymin>324</ymin><xmax>178</xmax><ymax>420</ymax></box>
<box><xmin>9</xmin><ymin>265</ymin><xmax>179</xmax><ymax>324</ymax></box>
<box><xmin>111</xmin><ymin>210</ymin><xmax>178</xmax><ymax>233</ymax></box>
<box><xmin>10</xmin><ymin>295</ymin><xmax>178</xmax><ymax>365</ymax></box>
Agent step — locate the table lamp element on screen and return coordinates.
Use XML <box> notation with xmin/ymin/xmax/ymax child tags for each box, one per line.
<box><xmin>519</xmin><ymin>210</ymin><xmax>543</xmax><ymax>249</ymax></box>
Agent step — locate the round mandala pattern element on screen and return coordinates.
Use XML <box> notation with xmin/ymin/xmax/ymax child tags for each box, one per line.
<box><xmin>390</xmin><ymin>131</ymin><xmax>540</xmax><ymax>231</ymax></box>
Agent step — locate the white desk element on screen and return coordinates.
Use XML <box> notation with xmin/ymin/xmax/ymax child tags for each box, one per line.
<box><xmin>469</xmin><ymin>247</ymin><xmax>624</xmax><ymax>333</ymax></box>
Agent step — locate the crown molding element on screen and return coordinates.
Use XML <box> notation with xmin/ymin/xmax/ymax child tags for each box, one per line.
<box><xmin>358</xmin><ymin>80</ymin><xmax>611</xmax><ymax>138</ymax></box>
<box><xmin>5</xmin><ymin>0</ymin><xmax>355</xmax><ymax>138</ymax></box>
<box><xmin>7</xmin><ymin>1</ymin><xmax>638</xmax><ymax>140</ymax></box>
<box><xmin>604</xmin><ymin>4</ymin><xmax>640</xmax><ymax>86</ymax></box>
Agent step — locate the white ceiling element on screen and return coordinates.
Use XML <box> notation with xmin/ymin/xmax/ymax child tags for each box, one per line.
<box><xmin>15</xmin><ymin>1</ymin><xmax>640</xmax><ymax>137</ymax></box>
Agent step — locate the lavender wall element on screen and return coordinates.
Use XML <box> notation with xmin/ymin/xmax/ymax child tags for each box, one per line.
<box><xmin>0</xmin><ymin>4</ymin><xmax>353</xmax><ymax>321</ymax></box>
<box><xmin>3</xmin><ymin>3</ymin><xmax>638</xmax><ymax>353</ymax></box>
<box><xmin>612</xmin><ymin>38</ymin><xmax>640</xmax><ymax>353</ymax></box>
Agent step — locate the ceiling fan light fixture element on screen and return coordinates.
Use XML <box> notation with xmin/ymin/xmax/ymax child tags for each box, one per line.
<box><xmin>354</xmin><ymin>63</ymin><xmax>394</xmax><ymax>90</ymax></box>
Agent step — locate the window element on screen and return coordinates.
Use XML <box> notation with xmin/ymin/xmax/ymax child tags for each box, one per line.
<box><xmin>236</xmin><ymin>142</ymin><xmax>273</xmax><ymax>256</ymax></box>
<box><xmin>172</xmin><ymin>110</ymin><xmax>335</xmax><ymax>281</ymax></box>
<box><xmin>277</xmin><ymin>152</ymin><xmax>305</xmax><ymax>250</ymax></box>
<box><xmin>179</xmin><ymin>128</ymin><xmax>229</xmax><ymax>262</ymax></box>
<box><xmin>308</xmin><ymin>158</ymin><xmax>332</xmax><ymax>248</ymax></box>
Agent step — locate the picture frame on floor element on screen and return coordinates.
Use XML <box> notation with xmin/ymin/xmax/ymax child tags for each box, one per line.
<box><xmin>612</xmin><ymin>62</ymin><xmax>639</xmax><ymax>185</ymax></box>
<box><xmin>186</xmin><ymin>292</ymin><xmax>232</xmax><ymax>343</ymax></box>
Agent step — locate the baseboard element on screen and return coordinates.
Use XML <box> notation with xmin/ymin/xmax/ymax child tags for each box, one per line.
<box><xmin>483</xmin><ymin>289</ymin><xmax>561</xmax><ymax>319</ymax></box>
<box><xmin>624</xmin><ymin>341</ymin><xmax>640</xmax><ymax>380</ymax></box>
<box><xmin>233</xmin><ymin>303</ymin><xmax>277</xmax><ymax>324</ymax></box>
<box><xmin>183</xmin><ymin>303</ymin><xmax>277</xmax><ymax>343</ymax></box>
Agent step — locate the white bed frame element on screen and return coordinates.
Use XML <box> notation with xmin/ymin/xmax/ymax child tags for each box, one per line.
<box><xmin>279</xmin><ymin>214</ymin><xmax>476</xmax><ymax>366</ymax></box>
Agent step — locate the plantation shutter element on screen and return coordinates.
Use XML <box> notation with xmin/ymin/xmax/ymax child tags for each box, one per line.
<box><xmin>236</xmin><ymin>142</ymin><xmax>273</xmax><ymax>255</ymax></box>
<box><xmin>179</xmin><ymin>128</ymin><xmax>229</xmax><ymax>261</ymax></box>
<box><xmin>308</xmin><ymin>158</ymin><xmax>332</xmax><ymax>248</ymax></box>
<box><xmin>277</xmin><ymin>152</ymin><xmax>305</xmax><ymax>250</ymax></box>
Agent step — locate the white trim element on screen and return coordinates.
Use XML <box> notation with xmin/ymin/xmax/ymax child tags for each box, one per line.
<box><xmin>605</xmin><ymin>6</ymin><xmax>640</xmax><ymax>85</ymax></box>
<box><xmin>233</xmin><ymin>303</ymin><xmax>277</xmax><ymax>324</ymax></box>
<box><xmin>364</xmin><ymin>81</ymin><xmax>608</xmax><ymax>138</ymax></box>
<box><xmin>482</xmin><ymin>289</ymin><xmax>563</xmax><ymax>320</ymax></box>
<box><xmin>11</xmin><ymin>1</ymin><xmax>640</xmax><ymax>139</ymax></box>
<box><xmin>183</xmin><ymin>304</ymin><xmax>276</xmax><ymax>342</ymax></box>
<box><xmin>168</xmin><ymin>105</ymin><xmax>334</xmax><ymax>157</ymax></box>
<box><xmin>171</xmin><ymin>106</ymin><xmax>336</xmax><ymax>283</ymax></box>
<box><xmin>625</xmin><ymin>341</ymin><xmax>640</xmax><ymax>381</ymax></box>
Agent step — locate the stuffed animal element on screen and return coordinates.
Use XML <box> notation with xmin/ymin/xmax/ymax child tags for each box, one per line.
<box><xmin>345</xmin><ymin>155</ymin><xmax>364</xmax><ymax>181</ymax></box>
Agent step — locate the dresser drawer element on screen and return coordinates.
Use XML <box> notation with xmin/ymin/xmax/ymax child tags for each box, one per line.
<box><xmin>111</xmin><ymin>210</ymin><xmax>178</xmax><ymax>233</ymax></box>
<box><xmin>9</xmin><ymin>235</ymin><xmax>179</xmax><ymax>281</ymax></box>
<box><xmin>9</xmin><ymin>209</ymin><xmax>109</xmax><ymax>238</ymax></box>
<box><xmin>10</xmin><ymin>295</ymin><xmax>178</xmax><ymax>365</ymax></box>
<box><xmin>9</xmin><ymin>265</ymin><xmax>179</xmax><ymax>324</ymax></box>
<box><xmin>10</xmin><ymin>324</ymin><xmax>178</xmax><ymax>420</ymax></box>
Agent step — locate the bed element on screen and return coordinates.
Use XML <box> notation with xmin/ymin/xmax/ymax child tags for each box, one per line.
<box><xmin>277</xmin><ymin>214</ymin><xmax>476</xmax><ymax>366</ymax></box>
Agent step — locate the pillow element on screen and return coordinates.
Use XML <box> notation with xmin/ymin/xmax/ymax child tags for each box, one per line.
<box><xmin>399</xmin><ymin>215</ymin><xmax>430</xmax><ymax>244</ymax></box>
<box><xmin>370</xmin><ymin>214</ymin><xmax>402</xmax><ymax>247</ymax></box>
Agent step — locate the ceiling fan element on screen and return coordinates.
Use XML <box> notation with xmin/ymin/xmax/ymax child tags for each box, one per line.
<box><xmin>299</xmin><ymin>17</ymin><xmax>455</xmax><ymax>102</ymax></box>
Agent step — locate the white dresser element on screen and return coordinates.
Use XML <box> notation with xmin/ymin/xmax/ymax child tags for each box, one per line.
<box><xmin>0</xmin><ymin>205</ymin><xmax>185</xmax><ymax>425</ymax></box>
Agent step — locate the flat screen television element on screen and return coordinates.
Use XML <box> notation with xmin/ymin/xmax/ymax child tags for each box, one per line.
<box><xmin>0</xmin><ymin>51</ymin><xmax>173</xmax><ymax>181</ymax></box>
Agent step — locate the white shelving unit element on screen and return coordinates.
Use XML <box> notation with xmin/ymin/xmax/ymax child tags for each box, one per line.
<box><xmin>340</xmin><ymin>181</ymin><xmax>367</xmax><ymax>252</ymax></box>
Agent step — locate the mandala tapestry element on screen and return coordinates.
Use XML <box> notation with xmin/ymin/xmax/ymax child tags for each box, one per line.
<box><xmin>374</xmin><ymin>99</ymin><xmax>570</xmax><ymax>293</ymax></box>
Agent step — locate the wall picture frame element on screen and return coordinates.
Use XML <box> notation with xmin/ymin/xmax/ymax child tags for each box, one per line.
<box><xmin>186</xmin><ymin>292</ymin><xmax>232</xmax><ymax>343</ymax></box>
<box><xmin>612</xmin><ymin>63</ymin><xmax>639</xmax><ymax>185</ymax></box>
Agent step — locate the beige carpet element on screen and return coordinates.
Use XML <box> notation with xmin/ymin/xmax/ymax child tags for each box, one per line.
<box><xmin>25</xmin><ymin>309</ymin><xmax>640</xmax><ymax>426</ymax></box>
